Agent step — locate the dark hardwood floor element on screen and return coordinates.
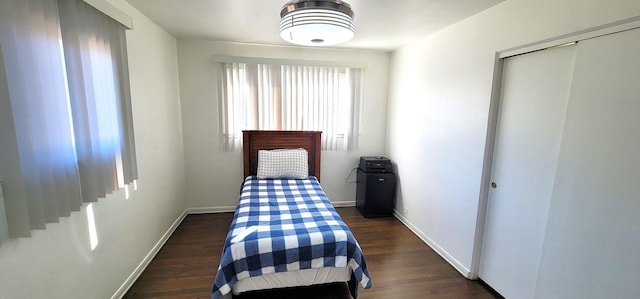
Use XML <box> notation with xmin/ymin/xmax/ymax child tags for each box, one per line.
<box><xmin>124</xmin><ymin>207</ymin><xmax>501</xmax><ymax>299</ymax></box>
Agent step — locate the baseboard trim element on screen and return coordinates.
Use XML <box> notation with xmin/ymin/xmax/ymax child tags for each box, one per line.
<box><xmin>111</xmin><ymin>210</ymin><xmax>188</xmax><ymax>299</ymax></box>
<box><xmin>331</xmin><ymin>201</ymin><xmax>356</xmax><ymax>207</ymax></box>
<box><xmin>392</xmin><ymin>210</ymin><xmax>471</xmax><ymax>278</ymax></box>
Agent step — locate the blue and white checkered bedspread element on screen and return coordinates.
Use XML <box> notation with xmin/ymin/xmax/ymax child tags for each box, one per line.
<box><xmin>211</xmin><ymin>176</ymin><xmax>371</xmax><ymax>298</ymax></box>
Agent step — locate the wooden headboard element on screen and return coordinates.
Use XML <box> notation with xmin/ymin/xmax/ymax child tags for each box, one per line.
<box><xmin>243</xmin><ymin>130</ymin><xmax>322</xmax><ymax>180</ymax></box>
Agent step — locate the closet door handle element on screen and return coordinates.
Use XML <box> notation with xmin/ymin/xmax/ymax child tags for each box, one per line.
<box><xmin>491</xmin><ymin>182</ymin><xmax>497</xmax><ymax>188</ymax></box>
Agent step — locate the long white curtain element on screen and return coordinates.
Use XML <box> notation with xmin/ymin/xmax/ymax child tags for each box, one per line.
<box><xmin>0</xmin><ymin>0</ymin><xmax>136</xmax><ymax>238</ymax></box>
<box><xmin>221</xmin><ymin>62</ymin><xmax>362</xmax><ymax>151</ymax></box>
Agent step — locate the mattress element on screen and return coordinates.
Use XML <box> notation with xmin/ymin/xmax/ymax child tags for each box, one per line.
<box><xmin>211</xmin><ymin>176</ymin><xmax>371</xmax><ymax>299</ymax></box>
<box><xmin>232</xmin><ymin>266</ymin><xmax>351</xmax><ymax>295</ymax></box>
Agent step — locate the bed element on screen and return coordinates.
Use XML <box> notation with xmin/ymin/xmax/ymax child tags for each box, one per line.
<box><xmin>211</xmin><ymin>130</ymin><xmax>371</xmax><ymax>299</ymax></box>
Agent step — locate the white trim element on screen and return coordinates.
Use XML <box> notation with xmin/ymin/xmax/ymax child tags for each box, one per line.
<box><xmin>330</xmin><ymin>201</ymin><xmax>356</xmax><ymax>208</ymax></box>
<box><xmin>469</xmin><ymin>54</ymin><xmax>504</xmax><ymax>280</ymax></box>
<box><xmin>111</xmin><ymin>210</ymin><xmax>187</xmax><ymax>299</ymax></box>
<box><xmin>393</xmin><ymin>209</ymin><xmax>471</xmax><ymax>278</ymax></box>
<box><xmin>82</xmin><ymin>0</ymin><xmax>133</xmax><ymax>29</ymax></box>
<box><xmin>499</xmin><ymin>15</ymin><xmax>640</xmax><ymax>58</ymax></box>
<box><xmin>212</xmin><ymin>55</ymin><xmax>368</xmax><ymax>69</ymax></box>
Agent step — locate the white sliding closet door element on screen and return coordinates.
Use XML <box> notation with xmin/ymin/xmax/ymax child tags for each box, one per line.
<box><xmin>478</xmin><ymin>45</ymin><xmax>577</xmax><ymax>299</ymax></box>
<box><xmin>481</xmin><ymin>26</ymin><xmax>640</xmax><ymax>298</ymax></box>
<box><xmin>534</xmin><ymin>27</ymin><xmax>640</xmax><ymax>298</ymax></box>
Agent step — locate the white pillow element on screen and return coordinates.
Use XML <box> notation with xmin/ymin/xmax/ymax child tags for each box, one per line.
<box><xmin>256</xmin><ymin>148</ymin><xmax>309</xmax><ymax>179</ymax></box>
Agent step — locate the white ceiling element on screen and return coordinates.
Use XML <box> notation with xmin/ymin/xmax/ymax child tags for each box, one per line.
<box><xmin>125</xmin><ymin>0</ymin><xmax>505</xmax><ymax>51</ymax></box>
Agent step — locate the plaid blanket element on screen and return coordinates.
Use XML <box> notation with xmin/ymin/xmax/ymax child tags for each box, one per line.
<box><xmin>211</xmin><ymin>176</ymin><xmax>371</xmax><ymax>298</ymax></box>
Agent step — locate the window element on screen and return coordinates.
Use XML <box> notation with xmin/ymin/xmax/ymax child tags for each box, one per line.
<box><xmin>220</xmin><ymin>60</ymin><xmax>363</xmax><ymax>151</ymax></box>
<box><xmin>0</xmin><ymin>0</ymin><xmax>136</xmax><ymax>238</ymax></box>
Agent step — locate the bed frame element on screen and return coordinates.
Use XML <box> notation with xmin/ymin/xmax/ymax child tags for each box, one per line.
<box><xmin>231</xmin><ymin>130</ymin><xmax>362</xmax><ymax>298</ymax></box>
<box><xmin>243</xmin><ymin>130</ymin><xmax>322</xmax><ymax>180</ymax></box>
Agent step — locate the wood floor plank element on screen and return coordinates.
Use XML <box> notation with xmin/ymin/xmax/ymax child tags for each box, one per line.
<box><xmin>124</xmin><ymin>207</ymin><xmax>501</xmax><ymax>298</ymax></box>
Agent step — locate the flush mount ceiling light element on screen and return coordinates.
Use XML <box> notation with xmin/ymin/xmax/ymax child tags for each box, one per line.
<box><xmin>279</xmin><ymin>0</ymin><xmax>355</xmax><ymax>47</ymax></box>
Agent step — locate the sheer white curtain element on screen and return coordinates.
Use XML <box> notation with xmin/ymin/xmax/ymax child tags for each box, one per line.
<box><xmin>0</xmin><ymin>0</ymin><xmax>136</xmax><ymax>238</ymax></box>
<box><xmin>220</xmin><ymin>62</ymin><xmax>362</xmax><ymax>151</ymax></box>
<box><xmin>220</xmin><ymin>63</ymin><xmax>247</xmax><ymax>149</ymax></box>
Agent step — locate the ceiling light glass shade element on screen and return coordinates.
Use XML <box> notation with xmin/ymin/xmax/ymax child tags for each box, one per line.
<box><xmin>280</xmin><ymin>0</ymin><xmax>355</xmax><ymax>46</ymax></box>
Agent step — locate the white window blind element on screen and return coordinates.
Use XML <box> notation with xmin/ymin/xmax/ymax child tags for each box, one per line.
<box><xmin>0</xmin><ymin>0</ymin><xmax>136</xmax><ymax>238</ymax></box>
<box><xmin>220</xmin><ymin>61</ymin><xmax>363</xmax><ymax>151</ymax></box>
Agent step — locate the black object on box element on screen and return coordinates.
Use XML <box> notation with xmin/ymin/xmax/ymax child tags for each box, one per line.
<box><xmin>356</xmin><ymin>156</ymin><xmax>395</xmax><ymax>218</ymax></box>
<box><xmin>358</xmin><ymin>156</ymin><xmax>392</xmax><ymax>173</ymax></box>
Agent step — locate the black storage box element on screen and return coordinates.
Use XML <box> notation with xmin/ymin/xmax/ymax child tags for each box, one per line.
<box><xmin>358</xmin><ymin>156</ymin><xmax>392</xmax><ymax>173</ymax></box>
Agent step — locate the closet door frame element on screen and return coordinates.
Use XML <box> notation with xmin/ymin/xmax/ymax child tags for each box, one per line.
<box><xmin>469</xmin><ymin>15</ymin><xmax>640</xmax><ymax>280</ymax></box>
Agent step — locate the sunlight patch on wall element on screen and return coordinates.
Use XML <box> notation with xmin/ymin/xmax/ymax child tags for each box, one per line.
<box><xmin>124</xmin><ymin>180</ymin><xmax>138</xmax><ymax>200</ymax></box>
<box><xmin>0</xmin><ymin>181</ymin><xmax>9</xmax><ymax>242</ymax></box>
<box><xmin>87</xmin><ymin>203</ymin><xmax>99</xmax><ymax>251</ymax></box>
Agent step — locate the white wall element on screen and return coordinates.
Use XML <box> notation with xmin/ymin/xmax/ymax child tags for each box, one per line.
<box><xmin>177</xmin><ymin>41</ymin><xmax>390</xmax><ymax>209</ymax></box>
<box><xmin>0</xmin><ymin>0</ymin><xmax>186</xmax><ymax>298</ymax></box>
<box><xmin>387</xmin><ymin>0</ymin><xmax>640</xmax><ymax>278</ymax></box>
